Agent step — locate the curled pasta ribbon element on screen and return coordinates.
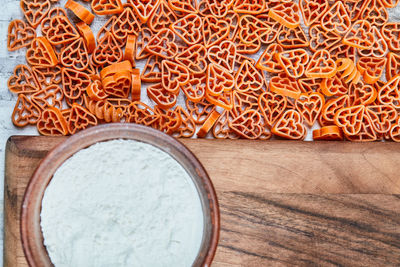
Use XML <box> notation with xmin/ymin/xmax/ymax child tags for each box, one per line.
<box><xmin>87</xmin><ymin>80</ymin><xmax>108</xmax><ymax>101</ymax></box>
<box><xmin>76</xmin><ymin>22</ymin><xmax>96</xmax><ymax>53</ymax></box>
<box><xmin>335</xmin><ymin>58</ymin><xmax>361</xmax><ymax>84</ymax></box>
<box><xmin>357</xmin><ymin>57</ymin><xmax>386</xmax><ymax>84</ymax></box>
<box><xmin>197</xmin><ymin>110</ymin><xmax>221</xmax><ymax>138</ymax></box>
<box><xmin>84</xmin><ymin>95</ymin><xmax>124</xmax><ymax>123</ymax></box>
<box><xmin>65</xmin><ymin>0</ymin><xmax>95</xmax><ymax>25</ymax></box>
<box><xmin>313</xmin><ymin>126</ymin><xmax>343</xmax><ymax>141</ymax></box>
<box><xmin>131</xmin><ymin>69</ymin><xmax>141</xmax><ymax>101</ymax></box>
<box><xmin>7</xmin><ymin>20</ymin><xmax>36</xmax><ymax>51</ymax></box>
<box><xmin>124</xmin><ymin>35</ymin><xmax>136</xmax><ymax>67</ymax></box>
<box><xmin>272</xmin><ymin>109</ymin><xmax>306</xmax><ymax>140</ymax></box>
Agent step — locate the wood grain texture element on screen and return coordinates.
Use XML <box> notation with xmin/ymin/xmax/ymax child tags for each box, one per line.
<box><xmin>5</xmin><ymin>136</ymin><xmax>400</xmax><ymax>266</ymax></box>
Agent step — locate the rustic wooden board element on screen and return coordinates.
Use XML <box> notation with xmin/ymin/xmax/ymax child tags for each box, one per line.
<box><xmin>5</xmin><ymin>136</ymin><xmax>400</xmax><ymax>267</ymax></box>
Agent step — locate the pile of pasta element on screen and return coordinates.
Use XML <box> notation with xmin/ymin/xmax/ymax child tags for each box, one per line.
<box><xmin>7</xmin><ymin>0</ymin><xmax>400</xmax><ymax>141</ymax></box>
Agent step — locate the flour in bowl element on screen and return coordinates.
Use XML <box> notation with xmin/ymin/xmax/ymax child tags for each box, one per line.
<box><xmin>40</xmin><ymin>139</ymin><xmax>204</xmax><ymax>267</ymax></box>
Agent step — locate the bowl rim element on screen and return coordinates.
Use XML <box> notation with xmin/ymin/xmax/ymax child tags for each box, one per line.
<box><xmin>21</xmin><ymin>124</ymin><xmax>220</xmax><ymax>267</ymax></box>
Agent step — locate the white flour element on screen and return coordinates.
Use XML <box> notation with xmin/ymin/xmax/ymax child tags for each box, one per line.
<box><xmin>40</xmin><ymin>139</ymin><xmax>204</xmax><ymax>267</ymax></box>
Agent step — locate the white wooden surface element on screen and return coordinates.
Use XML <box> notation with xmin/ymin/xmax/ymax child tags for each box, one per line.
<box><xmin>1</xmin><ymin>0</ymin><xmax>400</xmax><ymax>265</ymax></box>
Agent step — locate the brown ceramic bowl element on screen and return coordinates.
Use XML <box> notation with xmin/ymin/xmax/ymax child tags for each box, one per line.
<box><xmin>21</xmin><ymin>124</ymin><xmax>220</xmax><ymax>267</ymax></box>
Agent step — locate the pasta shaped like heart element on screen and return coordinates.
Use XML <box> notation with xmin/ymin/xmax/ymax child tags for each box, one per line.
<box><xmin>234</xmin><ymin>60</ymin><xmax>264</xmax><ymax>93</ymax></box>
<box><xmin>207</xmin><ymin>40</ymin><xmax>236</xmax><ymax>73</ymax></box>
<box><xmin>295</xmin><ymin>92</ymin><xmax>325</xmax><ymax>126</ymax></box>
<box><xmin>60</xmin><ymin>38</ymin><xmax>89</xmax><ymax>71</ymax></box>
<box><xmin>37</xmin><ymin>107</ymin><xmax>69</xmax><ymax>136</ymax></box>
<box><xmin>202</xmin><ymin>15</ymin><xmax>229</xmax><ymax>48</ymax></box>
<box><xmin>8</xmin><ymin>64</ymin><xmax>41</xmax><ymax>94</ymax></box>
<box><xmin>170</xmin><ymin>14</ymin><xmax>203</xmax><ymax>45</ymax></box>
<box><xmin>161</xmin><ymin>60</ymin><xmax>190</xmax><ymax>94</ymax></box>
<box><xmin>276</xmin><ymin>48</ymin><xmax>310</xmax><ymax>78</ymax></box>
<box><xmin>26</xmin><ymin>37</ymin><xmax>58</xmax><ymax>67</ymax></box>
<box><xmin>176</xmin><ymin>44</ymin><xmax>207</xmax><ymax>75</ymax></box>
<box><xmin>67</xmin><ymin>103</ymin><xmax>98</xmax><ymax>134</ymax></box>
<box><xmin>12</xmin><ymin>94</ymin><xmax>41</xmax><ymax>127</ymax></box>
<box><xmin>21</xmin><ymin>0</ymin><xmax>51</xmax><ymax>28</ymax></box>
<box><xmin>207</xmin><ymin>63</ymin><xmax>234</xmax><ymax>96</ymax></box>
<box><xmin>305</xmin><ymin>50</ymin><xmax>337</xmax><ymax>79</ymax></box>
<box><xmin>272</xmin><ymin>109</ymin><xmax>306</xmax><ymax>140</ymax></box>
<box><xmin>334</xmin><ymin>105</ymin><xmax>365</xmax><ymax>136</ymax></box>
<box><xmin>258</xmin><ymin>91</ymin><xmax>287</xmax><ymax>127</ymax></box>
<box><xmin>229</xmin><ymin>110</ymin><xmax>263</xmax><ymax>140</ymax></box>
<box><xmin>7</xmin><ymin>20</ymin><xmax>36</xmax><ymax>51</ymax></box>
<box><xmin>46</xmin><ymin>15</ymin><xmax>79</xmax><ymax>46</ymax></box>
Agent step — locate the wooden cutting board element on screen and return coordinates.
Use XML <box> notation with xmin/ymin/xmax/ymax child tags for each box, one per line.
<box><xmin>5</xmin><ymin>136</ymin><xmax>400</xmax><ymax>267</ymax></box>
